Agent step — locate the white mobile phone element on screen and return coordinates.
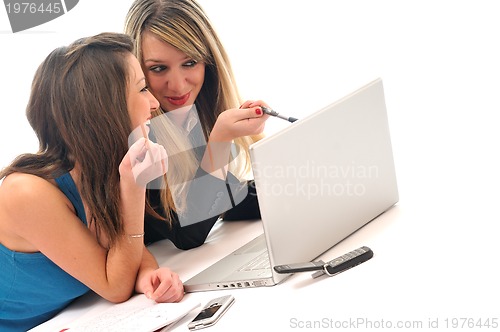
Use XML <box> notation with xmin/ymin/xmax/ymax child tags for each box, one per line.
<box><xmin>187</xmin><ymin>295</ymin><xmax>235</xmax><ymax>330</ymax></box>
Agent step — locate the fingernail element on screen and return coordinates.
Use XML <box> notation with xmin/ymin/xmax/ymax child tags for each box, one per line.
<box><xmin>255</xmin><ymin>108</ymin><xmax>262</xmax><ymax>115</ymax></box>
<box><xmin>146</xmin><ymin>291</ymin><xmax>152</xmax><ymax>299</ymax></box>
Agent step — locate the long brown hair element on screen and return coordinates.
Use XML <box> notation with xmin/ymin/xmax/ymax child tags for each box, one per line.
<box><xmin>0</xmin><ymin>33</ymin><xmax>136</xmax><ymax>247</ymax></box>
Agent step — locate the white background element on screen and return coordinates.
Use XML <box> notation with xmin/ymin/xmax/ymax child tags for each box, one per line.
<box><xmin>2</xmin><ymin>0</ymin><xmax>500</xmax><ymax>328</ymax></box>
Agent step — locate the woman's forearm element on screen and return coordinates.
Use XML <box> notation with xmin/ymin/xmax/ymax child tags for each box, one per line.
<box><xmin>200</xmin><ymin>140</ymin><xmax>232</xmax><ymax>180</ymax></box>
<box><xmin>100</xmin><ymin>181</ymin><xmax>146</xmax><ymax>303</ymax></box>
<box><xmin>135</xmin><ymin>248</ymin><xmax>160</xmax><ymax>294</ymax></box>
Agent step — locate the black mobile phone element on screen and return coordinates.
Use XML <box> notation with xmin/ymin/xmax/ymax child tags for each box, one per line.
<box><xmin>187</xmin><ymin>295</ymin><xmax>235</xmax><ymax>330</ymax></box>
<box><xmin>274</xmin><ymin>246</ymin><xmax>373</xmax><ymax>277</ymax></box>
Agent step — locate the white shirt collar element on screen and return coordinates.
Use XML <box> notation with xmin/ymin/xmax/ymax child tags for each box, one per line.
<box><xmin>164</xmin><ymin>105</ymin><xmax>199</xmax><ymax>133</ymax></box>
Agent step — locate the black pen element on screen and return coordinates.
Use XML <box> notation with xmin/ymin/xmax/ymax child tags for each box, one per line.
<box><xmin>260</xmin><ymin>106</ymin><xmax>298</xmax><ymax>123</ymax></box>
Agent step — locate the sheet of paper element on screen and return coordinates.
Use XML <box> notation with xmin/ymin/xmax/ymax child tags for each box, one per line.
<box><xmin>59</xmin><ymin>294</ymin><xmax>200</xmax><ymax>332</ymax></box>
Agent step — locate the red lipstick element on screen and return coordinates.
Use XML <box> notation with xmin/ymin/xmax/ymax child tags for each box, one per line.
<box><xmin>166</xmin><ymin>93</ymin><xmax>190</xmax><ymax>106</ymax></box>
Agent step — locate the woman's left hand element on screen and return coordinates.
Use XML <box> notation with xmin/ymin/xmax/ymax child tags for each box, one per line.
<box><xmin>210</xmin><ymin>100</ymin><xmax>270</xmax><ymax>142</ymax></box>
<box><xmin>121</xmin><ymin>137</ymin><xmax>168</xmax><ymax>188</ymax></box>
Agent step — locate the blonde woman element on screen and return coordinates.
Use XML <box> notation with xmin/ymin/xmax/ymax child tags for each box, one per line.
<box><xmin>0</xmin><ymin>33</ymin><xmax>183</xmax><ymax>332</ymax></box>
<box><xmin>125</xmin><ymin>0</ymin><xmax>270</xmax><ymax>248</ymax></box>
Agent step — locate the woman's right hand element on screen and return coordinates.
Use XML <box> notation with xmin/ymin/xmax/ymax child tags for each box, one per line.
<box><xmin>209</xmin><ymin>100</ymin><xmax>270</xmax><ymax>142</ymax></box>
<box><xmin>136</xmin><ymin>267</ymin><xmax>184</xmax><ymax>303</ymax></box>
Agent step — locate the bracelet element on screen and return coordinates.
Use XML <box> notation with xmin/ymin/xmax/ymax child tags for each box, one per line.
<box><xmin>128</xmin><ymin>232</ymin><xmax>145</xmax><ymax>238</ymax></box>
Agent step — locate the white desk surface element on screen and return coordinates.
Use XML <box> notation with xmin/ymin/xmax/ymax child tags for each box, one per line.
<box><xmin>31</xmin><ymin>191</ymin><xmax>500</xmax><ymax>331</ymax></box>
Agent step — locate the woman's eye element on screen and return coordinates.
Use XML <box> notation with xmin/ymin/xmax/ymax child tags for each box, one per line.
<box><xmin>141</xmin><ymin>85</ymin><xmax>149</xmax><ymax>92</ymax></box>
<box><xmin>184</xmin><ymin>60</ymin><xmax>197</xmax><ymax>67</ymax></box>
<box><xmin>149</xmin><ymin>65</ymin><xmax>166</xmax><ymax>73</ymax></box>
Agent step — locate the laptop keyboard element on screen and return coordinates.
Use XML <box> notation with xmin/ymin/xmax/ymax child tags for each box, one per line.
<box><xmin>237</xmin><ymin>251</ymin><xmax>270</xmax><ymax>272</ymax></box>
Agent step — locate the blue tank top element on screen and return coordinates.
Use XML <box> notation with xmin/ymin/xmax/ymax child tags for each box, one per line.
<box><xmin>0</xmin><ymin>173</ymin><xmax>90</xmax><ymax>332</ymax></box>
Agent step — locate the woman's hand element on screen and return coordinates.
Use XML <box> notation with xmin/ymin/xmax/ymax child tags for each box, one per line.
<box><xmin>209</xmin><ymin>100</ymin><xmax>270</xmax><ymax>142</ymax></box>
<box><xmin>136</xmin><ymin>267</ymin><xmax>184</xmax><ymax>303</ymax></box>
<box><xmin>119</xmin><ymin>137</ymin><xmax>168</xmax><ymax>188</ymax></box>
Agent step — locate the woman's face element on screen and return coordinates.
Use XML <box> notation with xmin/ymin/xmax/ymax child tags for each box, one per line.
<box><xmin>126</xmin><ymin>53</ymin><xmax>159</xmax><ymax>132</ymax></box>
<box><xmin>141</xmin><ymin>32</ymin><xmax>206</xmax><ymax>112</ymax></box>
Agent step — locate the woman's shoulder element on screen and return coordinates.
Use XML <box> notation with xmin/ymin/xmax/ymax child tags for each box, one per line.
<box><xmin>0</xmin><ymin>172</ymin><xmax>67</xmax><ymax>217</ymax></box>
<box><xmin>0</xmin><ymin>172</ymin><xmax>73</xmax><ymax>251</ymax></box>
<box><xmin>1</xmin><ymin>172</ymin><xmax>58</xmax><ymax>195</ymax></box>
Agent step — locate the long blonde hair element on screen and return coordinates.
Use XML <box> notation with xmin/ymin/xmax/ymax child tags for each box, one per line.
<box><xmin>125</xmin><ymin>0</ymin><xmax>262</xmax><ymax>225</ymax></box>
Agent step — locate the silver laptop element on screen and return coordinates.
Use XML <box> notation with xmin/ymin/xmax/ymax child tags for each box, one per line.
<box><xmin>184</xmin><ymin>78</ymin><xmax>399</xmax><ymax>292</ymax></box>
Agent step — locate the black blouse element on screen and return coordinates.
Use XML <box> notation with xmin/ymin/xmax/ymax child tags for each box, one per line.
<box><xmin>144</xmin><ymin>176</ymin><xmax>260</xmax><ymax>249</ymax></box>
